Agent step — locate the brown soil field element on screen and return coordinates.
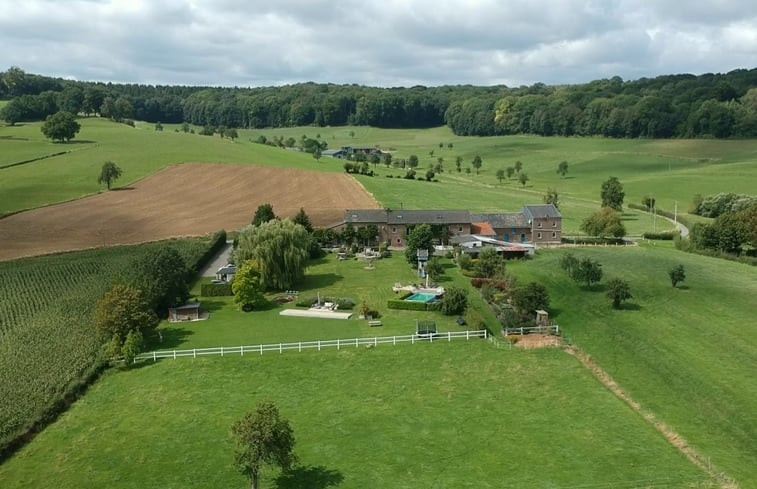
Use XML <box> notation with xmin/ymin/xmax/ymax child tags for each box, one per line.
<box><xmin>0</xmin><ymin>164</ymin><xmax>381</xmax><ymax>261</ymax></box>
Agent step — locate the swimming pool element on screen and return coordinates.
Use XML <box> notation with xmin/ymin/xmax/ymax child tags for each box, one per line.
<box><xmin>405</xmin><ymin>293</ymin><xmax>438</xmax><ymax>303</ymax></box>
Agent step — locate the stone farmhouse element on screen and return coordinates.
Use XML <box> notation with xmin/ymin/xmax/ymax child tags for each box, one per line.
<box><xmin>322</xmin><ymin>146</ymin><xmax>386</xmax><ymax>159</ymax></box>
<box><xmin>337</xmin><ymin>204</ymin><xmax>561</xmax><ymax>248</ymax></box>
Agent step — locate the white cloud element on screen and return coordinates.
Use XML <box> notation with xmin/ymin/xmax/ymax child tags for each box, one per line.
<box><xmin>0</xmin><ymin>0</ymin><xmax>754</xmax><ymax>87</ymax></box>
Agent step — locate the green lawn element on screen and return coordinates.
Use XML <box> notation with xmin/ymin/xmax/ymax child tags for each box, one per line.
<box><xmin>156</xmin><ymin>252</ymin><xmax>497</xmax><ymax>349</ymax></box>
<box><xmin>507</xmin><ymin>245</ymin><xmax>757</xmax><ymax>487</ymax></box>
<box><xmin>0</xmin><ymin>343</ymin><xmax>713</xmax><ymax>489</ymax></box>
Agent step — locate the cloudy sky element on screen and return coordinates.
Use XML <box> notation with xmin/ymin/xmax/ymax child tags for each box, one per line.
<box><xmin>1</xmin><ymin>0</ymin><xmax>756</xmax><ymax>88</ymax></box>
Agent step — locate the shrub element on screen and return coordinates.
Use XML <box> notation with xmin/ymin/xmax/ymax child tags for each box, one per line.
<box><xmin>457</xmin><ymin>253</ymin><xmax>473</xmax><ymax>270</ymax></box>
<box><xmin>438</xmin><ymin>286</ymin><xmax>468</xmax><ymax>315</ymax></box>
<box><xmin>464</xmin><ymin>309</ymin><xmax>486</xmax><ymax>329</ymax></box>
<box><xmin>506</xmin><ymin>335</ymin><xmax>520</xmax><ymax>344</ymax></box>
<box><xmin>295</xmin><ymin>296</ymin><xmax>316</xmax><ymax>308</ymax></box>
<box><xmin>387</xmin><ymin>299</ymin><xmax>427</xmax><ymax>311</ymax></box>
<box><xmin>642</xmin><ymin>230</ymin><xmax>679</xmax><ymax>240</ymax></box>
<box><xmin>201</xmin><ymin>283</ymin><xmax>233</xmax><ymax>296</ymax></box>
<box><xmin>337</xmin><ymin>298</ymin><xmax>356</xmax><ymax>310</ymax></box>
<box><xmin>470</xmin><ymin>278</ymin><xmax>510</xmax><ymax>291</ymax></box>
<box><xmin>359</xmin><ymin>302</ymin><xmax>380</xmax><ymax>318</ymax></box>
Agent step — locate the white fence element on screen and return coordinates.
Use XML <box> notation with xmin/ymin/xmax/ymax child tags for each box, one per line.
<box><xmin>135</xmin><ymin>330</ymin><xmax>488</xmax><ymax>362</ymax></box>
<box><xmin>503</xmin><ymin>325</ymin><xmax>560</xmax><ymax>336</ymax></box>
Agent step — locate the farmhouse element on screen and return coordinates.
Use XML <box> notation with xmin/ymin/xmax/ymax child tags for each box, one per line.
<box><xmin>338</xmin><ymin>204</ymin><xmax>561</xmax><ymax>247</ymax></box>
<box><xmin>342</xmin><ymin>209</ymin><xmax>471</xmax><ymax>247</ymax></box>
<box><xmin>322</xmin><ymin>146</ymin><xmax>386</xmax><ymax>159</ymax></box>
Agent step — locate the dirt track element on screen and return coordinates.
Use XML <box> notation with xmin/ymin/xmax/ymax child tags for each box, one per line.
<box><xmin>0</xmin><ymin>164</ymin><xmax>381</xmax><ymax>261</ymax></box>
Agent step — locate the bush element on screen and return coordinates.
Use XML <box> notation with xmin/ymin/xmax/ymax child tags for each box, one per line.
<box><xmin>438</xmin><ymin>286</ymin><xmax>468</xmax><ymax>315</ymax></box>
<box><xmin>200</xmin><ymin>283</ymin><xmax>233</xmax><ymax>296</ymax></box>
<box><xmin>457</xmin><ymin>253</ymin><xmax>473</xmax><ymax>271</ymax></box>
<box><xmin>387</xmin><ymin>299</ymin><xmax>427</xmax><ymax>311</ymax></box>
<box><xmin>464</xmin><ymin>309</ymin><xmax>486</xmax><ymax>329</ymax></box>
<box><xmin>470</xmin><ymin>278</ymin><xmax>510</xmax><ymax>291</ymax></box>
<box><xmin>642</xmin><ymin>230</ymin><xmax>679</xmax><ymax>240</ymax></box>
<box><xmin>295</xmin><ymin>296</ymin><xmax>316</xmax><ymax>308</ymax></box>
<box><xmin>337</xmin><ymin>298</ymin><xmax>355</xmax><ymax>310</ymax></box>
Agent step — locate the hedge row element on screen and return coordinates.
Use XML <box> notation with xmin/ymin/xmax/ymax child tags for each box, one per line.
<box><xmin>201</xmin><ymin>283</ymin><xmax>233</xmax><ymax>296</ymax></box>
<box><xmin>642</xmin><ymin>230</ymin><xmax>679</xmax><ymax>240</ymax></box>
<box><xmin>387</xmin><ymin>299</ymin><xmax>428</xmax><ymax>311</ymax></box>
<box><xmin>470</xmin><ymin>278</ymin><xmax>510</xmax><ymax>291</ymax></box>
<box><xmin>189</xmin><ymin>229</ymin><xmax>227</xmax><ymax>275</ymax></box>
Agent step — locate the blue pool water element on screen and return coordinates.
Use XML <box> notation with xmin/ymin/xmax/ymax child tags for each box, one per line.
<box><xmin>405</xmin><ymin>293</ymin><xmax>438</xmax><ymax>303</ymax></box>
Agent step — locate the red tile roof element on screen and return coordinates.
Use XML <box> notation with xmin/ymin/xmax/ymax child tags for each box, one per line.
<box><xmin>471</xmin><ymin>222</ymin><xmax>496</xmax><ymax>236</ymax></box>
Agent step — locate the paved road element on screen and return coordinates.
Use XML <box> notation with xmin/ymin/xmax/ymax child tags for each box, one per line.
<box><xmin>198</xmin><ymin>242</ymin><xmax>233</xmax><ymax>277</ymax></box>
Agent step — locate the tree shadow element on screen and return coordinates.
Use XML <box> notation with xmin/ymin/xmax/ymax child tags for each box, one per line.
<box><xmin>65</xmin><ymin>139</ymin><xmax>97</xmax><ymax>144</ymax></box>
<box><xmin>111</xmin><ymin>187</ymin><xmax>135</xmax><ymax>191</ymax></box>
<box><xmin>275</xmin><ymin>465</ymin><xmax>344</xmax><ymax>489</ymax></box>
<box><xmin>301</xmin><ymin>272</ymin><xmax>342</xmax><ymax>289</ymax></box>
<box><xmin>618</xmin><ymin>302</ymin><xmax>642</xmax><ymax>311</ymax></box>
<box><xmin>148</xmin><ymin>327</ymin><xmax>194</xmax><ymax>349</ymax></box>
<box><xmin>674</xmin><ymin>285</ymin><xmax>690</xmax><ymax>290</ymax></box>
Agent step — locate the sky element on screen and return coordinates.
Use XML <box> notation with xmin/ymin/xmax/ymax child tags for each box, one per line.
<box><xmin>1</xmin><ymin>0</ymin><xmax>756</xmax><ymax>88</ymax></box>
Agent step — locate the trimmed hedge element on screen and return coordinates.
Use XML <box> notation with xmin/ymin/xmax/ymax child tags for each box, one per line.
<box><xmin>642</xmin><ymin>230</ymin><xmax>679</xmax><ymax>240</ymax></box>
<box><xmin>201</xmin><ymin>283</ymin><xmax>233</xmax><ymax>296</ymax></box>
<box><xmin>189</xmin><ymin>229</ymin><xmax>227</xmax><ymax>275</ymax></box>
<box><xmin>387</xmin><ymin>299</ymin><xmax>427</xmax><ymax>311</ymax></box>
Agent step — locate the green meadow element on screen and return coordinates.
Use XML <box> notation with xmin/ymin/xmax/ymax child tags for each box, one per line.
<box><xmin>507</xmin><ymin>245</ymin><xmax>757</xmax><ymax>487</ymax></box>
<box><xmin>0</xmin><ymin>343</ymin><xmax>713</xmax><ymax>489</ymax></box>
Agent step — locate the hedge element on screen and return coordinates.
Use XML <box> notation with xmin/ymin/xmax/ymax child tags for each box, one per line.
<box><xmin>642</xmin><ymin>230</ymin><xmax>679</xmax><ymax>240</ymax></box>
<box><xmin>387</xmin><ymin>299</ymin><xmax>427</xmax><ymax>311</ymax></box>
<box><xmin>189</xmin><ymin>229</ymin><xmax>227</xmax><ymax>275</ymax></box>
<box><xmin>201</xmin><ymin>283</ymin><xmax>233</xmax><ymax>296</ymax></box>
<box><xmin>470</xmin><ymin>278</ymin><xmax>509</xmax><ymax>290</ymax></box>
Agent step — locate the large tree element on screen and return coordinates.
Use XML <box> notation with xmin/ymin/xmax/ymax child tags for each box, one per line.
<box><xmin>543</xmin><ymin>188</ymin><xmax>559</xmax><ymax>209</ymax></box>
<box><xmin>97</xmin><ymin>160</ymin><xmax>122</xmax><ymax>190</ymax></box>
<box><xmin>94</xmin><ymin>284</ymin><xmax>158</xmax><ymax>343</ymax></box>
<box><xmin>232</xmin><ymin>261</ymin><xmax>266</xmax><ymax>311</ymax></box>
<box><xmin>581</xmin><ymin>207</ymin><xmax>626</xmax><ymax>238</ymax></box>
<box><xmin>600</xmin><ymin>176</ymin><xmax>625</xmax><ymax>211</ymax></box>
<box><xmin>232</xmin><ymin>402</ymin><xmax>297</xmax><ymax>489</ymax></box>
<box><xmin>235</xmin><ymin>219</ymin><xmax>310</xmax><ymax>290</ymax></box>
<box><xmin>252</xmin><ymin>203</ymin><xmax>277</xmax><ymax>226</ymax></box>
<box><xmin>40</xmin><ymin>111</ymin><xmax>80</xmax><ymax>142</ymax></box>
<box><xmin>131</xmin><ymin>247</ymin><xmax>190</xmax><ymax>313</ymax></box>
<box><xmin>292</xmin><ymin>208</ymin><xmax>313</xmax><ymax>233</ymax></box>
<box><xmin>472</xmin><ymin>155</ymin><xmax>482</xmax><ymax>174</ymax></box>
<box><xmin>572</xmin><ymin>257</ymin><xmax>603</xmax><ymax>288</ymax></box>
<box><xmin>404</xmin><ymin>223</ymin><xmax>434</xmax><ymax>266</ymax></box>
<box><xmin>512</xmin><ymin>282</ymin><xmax>550</xmax><ymax>321</ymax></box>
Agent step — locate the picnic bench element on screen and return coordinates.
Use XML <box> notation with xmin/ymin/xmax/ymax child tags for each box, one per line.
<box><xmin>368</xmin><ymin>320</ymin><xmax>382</xmax><ymax>327</ymax></box>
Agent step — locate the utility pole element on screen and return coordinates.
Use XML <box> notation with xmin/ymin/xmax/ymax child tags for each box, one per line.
<box><xmin>674</xmin><ymin>201</ymin><xmax>678</xmax><ymax>226</ymax></box>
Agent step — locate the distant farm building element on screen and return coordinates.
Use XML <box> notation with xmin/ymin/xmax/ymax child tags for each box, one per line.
<box><xmin>168</xmin><ymin>303</ymin><xmax>202</xmax><ymax>322</ymax></box>
<box><xmin>322</xmin><ymin>146</ymin><xmax>386</xmax><ymax>159</ymax></box>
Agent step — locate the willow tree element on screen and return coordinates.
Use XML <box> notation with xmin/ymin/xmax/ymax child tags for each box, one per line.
<box><xmin>235</xmin><ymin>219</ymin><xmax>310</xmax><ymax>290</ymax></box>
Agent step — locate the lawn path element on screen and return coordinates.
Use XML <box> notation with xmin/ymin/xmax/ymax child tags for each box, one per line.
<box><xmin>563</xmin><ymin>344</ymin><xmax>737</xmax><ymax>489</ymax></box>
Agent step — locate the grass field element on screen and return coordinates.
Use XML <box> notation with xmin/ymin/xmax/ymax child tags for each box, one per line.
<box><xmin>156</xmin><ymin>252</ymin><xmax>497</xmax><ymax>350</ymax></box>
<box><xmin>0</xmin><ymin>236</ymin><xmax>218</xmax><ymax>453</ymax></box>
<box><xmin>507</xmin><ymin>245</ymin><xmax>757</xmax><ymax>487</ymax></box>
<box><xmin>0</xmin><ymin>343</ymin><xmax>713</xmax><ymax>489</ymax></box>
<box><xmin>3</xmin><ymin>119</ymin><xmax>757</xmax><ymax>235</ymax></box>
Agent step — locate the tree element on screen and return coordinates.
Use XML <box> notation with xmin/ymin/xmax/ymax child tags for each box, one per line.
<box><xmin>97</xmin><ymin>160</ymin><xmax>122</xmax><ymax>190</ymax></box>
<box><xmin>514</xmin><ymin>160</ymin><xmax>523</xmax><ymax>173</ymax></box>
<box><xmin>292</xmin><ymin>208</ymin><xmax>313</xmax><ymax>233</ymax></box>
<box><xmin>40</xmin><ymin>111</ymin><xmax>80</xmax><ymax>142</ymax></box>
<box><xmin>154</xmin><ymin>121</ymin><xmax>164</xmax><ymax>131</ymax></box>
<box><xmin>543</xmin><ymin>188</ymin><xmax>559</xmax><ymax>209</ymax></box>
<box><xmin>557</xmin><ymin>160</ymin><xmax>569</xmax><ymax>178</ymax></box>
<box><xmin>496</xmin><ymin>168</ymin><xmax>505</xmax><ymax>183</ymax></box>
<box><xmin>252</xmin><ymin>203</ymin><xmax>276</xmax><ymax>226</ymax></box>
<box><xmin>581</xmin><ymin>207</ymin><xmax>626</xmax><ymax>238</ymax></box>
<box><xmin>572</xmin><ymin>257</ymin><xmax>603</xmax><ymax>287</ymax></box>
<box><xmin>94</xmin><ymin>284</ymin><xmax>158</xmax><ymax>342</ymax></box>
<box><xmin>606</xmin><ymin>278</ymin><xmax>632</xmax><ymax>309</ymax></box>
<box><xmin>232</xmin><ymin>261</ymin><xmax>266</xmax><ymax>311</ymax></box>
<box><xmin>472</xmin><ymin>155</ymin><xmax>482</xmax><ymax>174</ymax></box>
<box><xmin>601</xmin><ymin>176</ymin><xmax>625</xmax><ymax>211</ymax></box>
<box><xmin>506</xmin><ymin>167</ymin><xmax>515</xmax><ymax>179</ymax></box>
<box><xmin>439</xmin><ymin>286</ymin><xmax>468</xmax><ymax>315</ymax></box>
<box><xmin>425</xmin><ymin>169</ymin><xmax>435</xmax><ymax>181</ymax></box>
<box><xmin>225</xmin><ymin>127</ymin><xmax>239</xmax><ymax>140</ymax></box>
<box><xmin>668</xmin><ymin>264</ymin><xmax>686</xmax><ymax>288</ymax></box>
<box><xmin>425</xmin><ymin>256</ymin><xmax>444</xmax><ymax>281</ymax></box>
<box><xmin>131</xmin><ymin>247</ymin><xmax>190</xmax><ymax>313</ymax></box>
<box><xmin>121</xmin><ymin>329</ymin><xmax>143</xmax><ymax>365</ymax></box>
<box><xmin>408</xmin><ymin>154</ymin><xmax>419</xmax><ymax>168</ymax></box>
<box><xmin>559</xmin><ymin>252</ymin><xmax>578</xmax><ymax>275</ymax></box>
<box><xmin>404</xmin><ymin>224</ymin><xmax>434</xmax><ymax>266</ymax></box>
<box><xmin>518</xmin><ymin>172</ymin><xmax>529</xmax><ymax>187</ymax></box>
<box><xmin>475</xmin><ymin>246</ymin><xmax>504</xmax><ymax>278</ymax></box>
<box><xmin>232</xmin><ymin>402</ymin><xmax>297</xmax><ymax>489</ymax></box>
<box><xmin>383</xmin><ymin>153</ymin><xmax>392</xmax><ymax>167</ymax></box>
<box><xmin>512</xmin><ymin>282</ymin><xmax>550</xmax><ymax>320</ymax></box>
<box><xmin>642</xmin><ymin>195</ymin><xmax>656</xmax><ymax>211</ymax></box>
<box><xmin>235</xmin><ymin>219</ymin><xmax>310</xmax><ymax>290</ymax></box>
<box><xmin>455</xmin><ymin>156</ymin><xmax>462</xmax><ymax>172</ymax></box>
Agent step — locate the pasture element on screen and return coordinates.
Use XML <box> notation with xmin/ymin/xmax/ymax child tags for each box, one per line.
<box><xmin>507</xmin><ymin>245</ymin><xmax>757</xmax><ymax>487</ymax></box>
<box><xmin>0</xmin><ymin>236</ymin><xmax>219</xmax><ymax>454</ymax></box>
<box><xmin>0</xmin><ymin>343</ymin><xmax>713</xmax><ymax>489</ymax></box>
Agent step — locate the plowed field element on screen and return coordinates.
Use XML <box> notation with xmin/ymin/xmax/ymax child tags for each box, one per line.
<box><xmin>0</xmin><ymin>164</ymin><xmax>381</xmax><ymax>261</ymax></box>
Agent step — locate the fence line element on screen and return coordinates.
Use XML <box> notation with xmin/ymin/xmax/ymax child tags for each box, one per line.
<box><xmin>503</xmin><ymin>325</ymin><xmax>560</xmax><ymax>336</ymax></box>
<box><xmin>135</xmin><ymin>330</ymin><xmax>488</xmax><ymax>362</ymax></box>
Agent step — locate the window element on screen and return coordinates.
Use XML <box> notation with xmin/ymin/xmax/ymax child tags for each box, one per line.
<box><xmin>552</xmin><ymin>221</ymin><xmax>557</xmax><ymax>227</ymax></box>
<box><xmin>396</xmin><ymin>238</ymin><xmax>401</xmax><ymax>244</ymax></box>
<box><xmin>459</xmin><ymin>226</ymin><xmax>463</xmax><ymax>232</ymax></box>
<box><xmin>537</xmin><ymin>232</ymin><xmax>542</xmax><ymax>239</ymax></box>
<box><xmin>537</xmin><ymin>221</ymin><xmax>542</xmax><ymax>228</ymax></box>
<box><xmin>392</xmin><ymin>227</ymin><xmax>396</xmax><ymax>233</ymax></box>
<box><xmin>552</xmin><ymin>232</ymin><xmax>557</xmax><ymax>238</ymax></box>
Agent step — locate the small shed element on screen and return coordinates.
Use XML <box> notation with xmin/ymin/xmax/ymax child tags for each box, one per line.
<box><xmin>168</xmin><ymin>303</ymin><xmax>202</xmax><ymax>322</ymax></box>
<box><xmin>535</xmin><ymin>309</ymin><xmax>549</xmax><ymax>326</ymax></box>
<box><xmin>215</xmin><ymin>265</ymin><xmax>237</xmax><ymax>282</ymax></box>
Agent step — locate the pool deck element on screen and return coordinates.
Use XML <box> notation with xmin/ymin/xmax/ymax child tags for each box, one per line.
<box><xmin>280</xmin><ymin>308</ymin><xmax>353</xmax><ymax>320</ymax></box>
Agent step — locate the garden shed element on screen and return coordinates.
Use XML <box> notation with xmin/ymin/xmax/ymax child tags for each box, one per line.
<box><xmin>168</xmin><ymin>302</ymin><xmax>202</xmax><ymax>322</ymax></box>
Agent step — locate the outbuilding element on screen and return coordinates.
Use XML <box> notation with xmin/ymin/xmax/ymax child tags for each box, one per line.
<box><xmin>168</xmin><ymin>303</ymin><xmax>202</xmax><ymax>322</ymax></box>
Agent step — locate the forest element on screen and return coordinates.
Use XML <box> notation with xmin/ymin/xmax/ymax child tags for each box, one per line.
<box><xmin>1</xmin><ymin>66</ymin><xmax>756</xmax><ymax>138</ymax></box>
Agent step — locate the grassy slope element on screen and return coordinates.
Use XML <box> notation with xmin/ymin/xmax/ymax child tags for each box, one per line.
<box><xmin>507</xmin><ymin>245</ymin><xmax>757</xmax><ymax>486</ymax></box>
<box><xmin>0</xmin><ymin>118</ymin><xmax>338</xmax><ymax>215</ymax></box>
<box><xmin>0</xmin><ymin>343</ymin><xmax>711</xmax><ymax>489</ymax></box>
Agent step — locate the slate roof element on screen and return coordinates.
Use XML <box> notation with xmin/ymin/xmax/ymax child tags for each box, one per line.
<box><xmin>470</xmin><ymin>212</ymin><xmax>528</xmax><ymax>228</ymax></box>
<box><xmin>522</xmin><ymin>204</ymin><xmax>561</xmax><ymax>220</ymax></box>
<box><xmin>344</xmin><ymin>209</ymin><xmax>471</xmax><ymax>225</ymax></box>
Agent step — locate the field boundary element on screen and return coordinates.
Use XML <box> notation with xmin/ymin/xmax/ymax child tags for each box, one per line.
<box><xmin>136</xmin><ymin>330</ymin><xmax>488</xmax><ymax>362</ymax></box>
<box><xmin>562</xmin><ymin>344</ymin><xmax>739</xmax><ymax>489</ymax></box>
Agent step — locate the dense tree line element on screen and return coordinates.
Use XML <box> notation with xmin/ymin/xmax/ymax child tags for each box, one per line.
<box><xmin>2</xmin><ymin>66</ymin><xmax>757</xmax><ymax>138</ymax></box>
